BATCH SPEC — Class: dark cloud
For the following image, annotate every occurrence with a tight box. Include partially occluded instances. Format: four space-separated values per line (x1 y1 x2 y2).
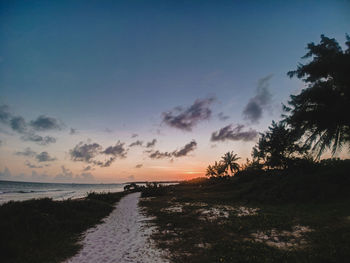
83 165 94 171
146 139 157 148
25 161 49 169
172 140 197 157
30 115 62 131
129 140 143 147
162 97 215 131
70 128 78 135
243 75 273 123
217 112 230 121
70 141 127 168
149 150 173 159
21 134 57 145
0 104 11 123
211 124 258 142
36 151 56 162
93 157 116 168
149 140 197 159
0 105 60 145
104 128 113 133
102 141 127 158
135 164 143 168
70 142 102 163
10 116 27 133
15 147 36 157
131 133 138 138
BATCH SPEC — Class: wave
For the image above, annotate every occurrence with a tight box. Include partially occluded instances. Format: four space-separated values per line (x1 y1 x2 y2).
0 189 64 194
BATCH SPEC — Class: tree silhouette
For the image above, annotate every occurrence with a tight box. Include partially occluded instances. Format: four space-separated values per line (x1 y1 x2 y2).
221 151 240 175
284 34 350 157
205 161 227 178
252 121 309 169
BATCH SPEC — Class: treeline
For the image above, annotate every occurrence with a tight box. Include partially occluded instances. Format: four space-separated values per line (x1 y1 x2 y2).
206 34 350 178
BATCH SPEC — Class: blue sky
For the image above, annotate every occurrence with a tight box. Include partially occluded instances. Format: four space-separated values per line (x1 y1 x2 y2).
0 0 349 183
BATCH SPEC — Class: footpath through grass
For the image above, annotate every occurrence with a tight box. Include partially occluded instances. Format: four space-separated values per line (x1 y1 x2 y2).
140 170 350 263
0 191 128 263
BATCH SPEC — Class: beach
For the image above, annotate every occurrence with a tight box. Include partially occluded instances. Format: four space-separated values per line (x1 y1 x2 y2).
65 192 168 263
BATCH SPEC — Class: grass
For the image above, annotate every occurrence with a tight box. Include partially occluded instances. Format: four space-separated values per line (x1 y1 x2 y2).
140 166 350 263
0 191 128 263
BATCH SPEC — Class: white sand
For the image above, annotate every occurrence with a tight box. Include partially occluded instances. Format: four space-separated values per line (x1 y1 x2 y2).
64 192 168 263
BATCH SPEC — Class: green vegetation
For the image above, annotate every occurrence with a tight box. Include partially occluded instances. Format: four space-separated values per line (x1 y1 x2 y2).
0 191 127 263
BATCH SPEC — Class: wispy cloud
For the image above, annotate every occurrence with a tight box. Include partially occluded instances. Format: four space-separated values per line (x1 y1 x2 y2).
145 139 157 148
217 112 230 121
148 140 197 159
211 124 258 142
36 151 56 162
162 97 215 131
129 140 143 147
243 75 273 123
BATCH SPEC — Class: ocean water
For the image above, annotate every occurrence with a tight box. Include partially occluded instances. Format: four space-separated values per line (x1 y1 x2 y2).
0 180 126 204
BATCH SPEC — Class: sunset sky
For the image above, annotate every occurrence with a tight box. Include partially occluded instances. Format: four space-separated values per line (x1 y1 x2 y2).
1 0 349 183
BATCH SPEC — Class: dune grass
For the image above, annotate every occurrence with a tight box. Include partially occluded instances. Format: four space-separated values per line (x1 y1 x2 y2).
140 166 350 263
0 191 128 263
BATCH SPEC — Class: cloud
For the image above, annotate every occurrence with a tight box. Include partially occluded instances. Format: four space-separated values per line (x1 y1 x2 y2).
146 139 157 148
15 147 36 157
0 105 59 145
172 140 197 157
70 142 102 163
149 150 173 159
217 112 230 121
10 116 27 133
25 161 50 169
83 165 94 171
243 75 273 123
30 115 63 131
135 164 143 168
21 134 57 145
129 140 143 147
102 141 127 158
70 141 128 168
0 104 11 123
162 97 215 131
36 151 56 162
149 140 197 159
211 124 258 142
70 128 78 135
131 133 138 138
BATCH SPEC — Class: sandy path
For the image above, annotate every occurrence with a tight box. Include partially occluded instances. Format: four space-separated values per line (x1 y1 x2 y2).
65 192 168 263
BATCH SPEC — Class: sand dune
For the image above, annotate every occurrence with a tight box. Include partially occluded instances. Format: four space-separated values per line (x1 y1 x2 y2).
65 192 168 263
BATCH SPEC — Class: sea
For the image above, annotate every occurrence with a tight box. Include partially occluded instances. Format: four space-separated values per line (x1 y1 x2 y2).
0 180 127 204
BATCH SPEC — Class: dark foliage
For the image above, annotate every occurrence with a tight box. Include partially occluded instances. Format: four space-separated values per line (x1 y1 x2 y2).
0 192 126 263
251 121 310 169
285 34 350 157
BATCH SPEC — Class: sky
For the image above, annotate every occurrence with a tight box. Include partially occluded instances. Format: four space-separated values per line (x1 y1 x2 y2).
0 0 349 183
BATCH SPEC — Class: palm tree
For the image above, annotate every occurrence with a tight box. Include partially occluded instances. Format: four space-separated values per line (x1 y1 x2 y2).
205 161 227 178
205 165 216 178
221 151 240 176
